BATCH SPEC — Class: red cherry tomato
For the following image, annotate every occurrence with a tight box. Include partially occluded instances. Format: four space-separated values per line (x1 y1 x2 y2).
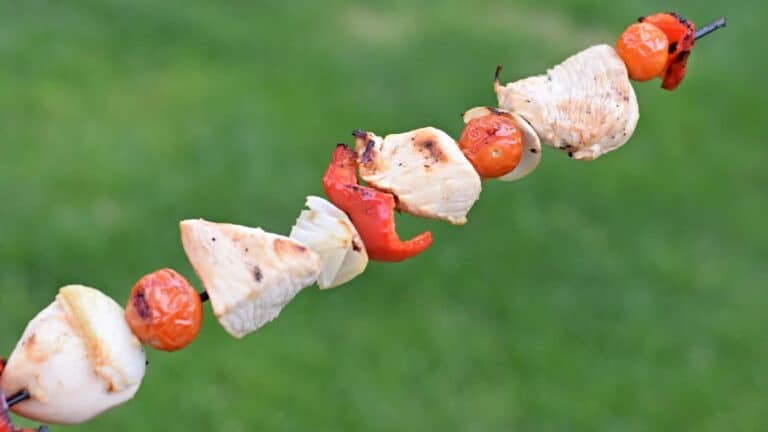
459 112 523 179
616 22 669 81
125 269 203 352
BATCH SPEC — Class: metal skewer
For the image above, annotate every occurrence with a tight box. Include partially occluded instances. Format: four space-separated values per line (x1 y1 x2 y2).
6 389 30 407
3 390 48 431
695 16 726 40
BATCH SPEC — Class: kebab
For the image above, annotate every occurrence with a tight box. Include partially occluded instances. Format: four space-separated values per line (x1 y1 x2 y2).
1 12 725 429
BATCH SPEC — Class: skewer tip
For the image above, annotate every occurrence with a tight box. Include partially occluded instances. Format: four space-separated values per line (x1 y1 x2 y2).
695 16 726 41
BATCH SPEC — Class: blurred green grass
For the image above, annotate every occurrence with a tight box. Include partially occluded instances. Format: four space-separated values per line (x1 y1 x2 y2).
1 0 766 430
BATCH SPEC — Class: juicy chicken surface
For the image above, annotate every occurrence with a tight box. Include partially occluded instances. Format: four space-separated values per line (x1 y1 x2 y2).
354 127 482 225
495 44 640 160
180 219 320 338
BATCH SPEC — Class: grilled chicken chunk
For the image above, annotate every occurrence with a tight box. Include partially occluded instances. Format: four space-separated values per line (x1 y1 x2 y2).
180 219 321 338
495 44 640 160
1 285 146 425
354 127 482 225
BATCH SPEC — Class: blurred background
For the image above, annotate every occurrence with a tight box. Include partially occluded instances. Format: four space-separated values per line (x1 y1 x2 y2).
1 0 766 430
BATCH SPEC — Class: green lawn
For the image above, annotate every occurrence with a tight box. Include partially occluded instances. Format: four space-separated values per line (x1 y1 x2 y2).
1 1 766 430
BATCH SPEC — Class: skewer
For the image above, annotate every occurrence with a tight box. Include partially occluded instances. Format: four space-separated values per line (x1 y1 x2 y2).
0 12 726 430
4 391 49 431
695 16 726 40
6 389 30 407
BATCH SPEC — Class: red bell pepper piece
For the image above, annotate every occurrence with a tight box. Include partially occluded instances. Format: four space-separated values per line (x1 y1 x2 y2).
661 51 691 91
322 144 433 262
641 12 696 90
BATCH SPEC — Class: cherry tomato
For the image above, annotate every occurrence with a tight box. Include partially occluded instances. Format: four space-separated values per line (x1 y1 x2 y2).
616 22 669 81
459 112 523 179
125 269 203 352
640 12 696 90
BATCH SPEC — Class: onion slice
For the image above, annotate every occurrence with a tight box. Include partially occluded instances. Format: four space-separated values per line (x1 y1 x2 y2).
290 196 368 289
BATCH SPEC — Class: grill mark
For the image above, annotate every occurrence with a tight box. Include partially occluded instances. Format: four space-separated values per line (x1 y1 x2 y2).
133 292 151 320
347 184 375 199
360 139 376 164
253 265 263 282
416 139 443 163
668 41 678 54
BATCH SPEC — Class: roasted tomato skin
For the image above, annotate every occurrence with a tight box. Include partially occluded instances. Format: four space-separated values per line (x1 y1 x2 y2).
640 12 696 90
616 22 670 81
125 269 203 352
459 112 523 179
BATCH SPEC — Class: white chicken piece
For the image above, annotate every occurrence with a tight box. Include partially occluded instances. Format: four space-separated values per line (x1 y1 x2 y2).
462 106 542 181
495 44 640 160
180 219 321 338
289 196 368 289
1 285 146 425
353 127 481 225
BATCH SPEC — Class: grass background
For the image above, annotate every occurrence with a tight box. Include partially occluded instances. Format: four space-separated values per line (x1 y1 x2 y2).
1 0 766 430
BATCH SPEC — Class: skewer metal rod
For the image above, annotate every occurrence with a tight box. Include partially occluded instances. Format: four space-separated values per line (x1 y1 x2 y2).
695 16 726 40
4 390 47 431
6 389 30 407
